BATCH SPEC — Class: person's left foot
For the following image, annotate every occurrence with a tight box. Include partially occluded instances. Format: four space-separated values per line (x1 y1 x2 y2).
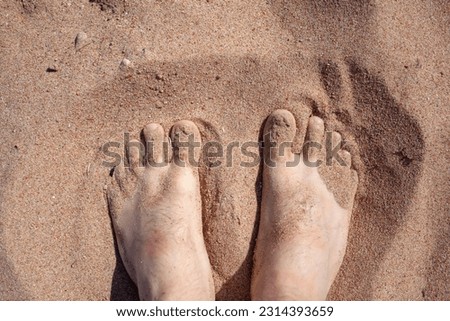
107 120 214 300
251 110 358 300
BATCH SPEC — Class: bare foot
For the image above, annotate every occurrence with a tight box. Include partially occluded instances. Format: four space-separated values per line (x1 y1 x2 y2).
107 121 214 300
251 109 358 300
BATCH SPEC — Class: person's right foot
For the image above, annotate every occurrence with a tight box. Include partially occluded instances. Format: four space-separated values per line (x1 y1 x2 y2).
251 109 358 300
107 120 214 300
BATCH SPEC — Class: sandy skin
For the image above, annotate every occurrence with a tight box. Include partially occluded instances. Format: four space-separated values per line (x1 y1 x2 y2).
252 110 358 300
108 110 358 300
107 121 214 300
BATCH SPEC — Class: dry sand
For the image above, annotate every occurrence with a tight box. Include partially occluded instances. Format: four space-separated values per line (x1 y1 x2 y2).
0 0 448 300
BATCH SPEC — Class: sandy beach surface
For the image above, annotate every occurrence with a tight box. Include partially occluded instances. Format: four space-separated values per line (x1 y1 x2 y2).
0 0 448 300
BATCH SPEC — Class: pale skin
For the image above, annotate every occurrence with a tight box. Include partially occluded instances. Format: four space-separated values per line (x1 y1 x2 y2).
107 109 358 300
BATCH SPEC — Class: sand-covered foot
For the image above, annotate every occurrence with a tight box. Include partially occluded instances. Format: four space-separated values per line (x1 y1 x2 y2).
251 109 358 300
107 121 214 300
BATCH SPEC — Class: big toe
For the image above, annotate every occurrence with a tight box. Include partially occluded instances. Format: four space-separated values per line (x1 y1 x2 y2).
170 120 202 168
263 109 297 166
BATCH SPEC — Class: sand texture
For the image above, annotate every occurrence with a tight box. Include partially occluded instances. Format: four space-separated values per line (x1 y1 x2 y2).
0 0 448 300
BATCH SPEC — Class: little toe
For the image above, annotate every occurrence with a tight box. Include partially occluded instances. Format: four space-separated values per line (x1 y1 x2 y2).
170 120 202 168
263 109 297 166
340 150 352 168
113 163 126 188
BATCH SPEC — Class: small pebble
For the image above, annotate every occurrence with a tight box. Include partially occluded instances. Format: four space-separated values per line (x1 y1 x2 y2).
46 66 58 72
155 101 163 109
75 32 88 50
120 58 131 69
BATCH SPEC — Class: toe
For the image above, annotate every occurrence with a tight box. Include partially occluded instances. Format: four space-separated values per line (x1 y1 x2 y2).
143 123 167 166
113 163 126 189
326 131 345 166
263 109 297 166
307 116 325 143
170 120 202 167
304 116 325 165
341 150 352 168
126 139 144 171
331 131 342 148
